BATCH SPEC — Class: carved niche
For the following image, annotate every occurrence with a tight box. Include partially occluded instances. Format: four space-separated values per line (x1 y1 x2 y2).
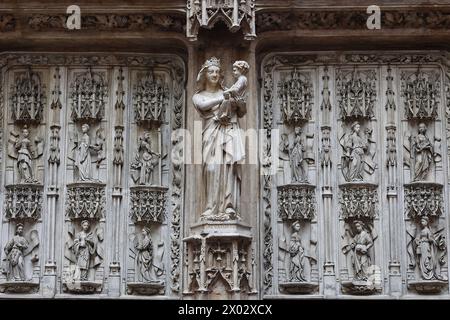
278 69 313 125
63 219 105 293
187 0 256 41
404 183 448 294
336 68 377 121
0 223 40 293
277 185 315 221
70 68 108 122
127 225 166 295
339 121 377 182
10 68 46 125
133 70 169 127
401 68 440 120
339 184 381 295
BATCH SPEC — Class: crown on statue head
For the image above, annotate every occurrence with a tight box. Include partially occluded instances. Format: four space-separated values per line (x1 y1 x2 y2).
202 57 221 69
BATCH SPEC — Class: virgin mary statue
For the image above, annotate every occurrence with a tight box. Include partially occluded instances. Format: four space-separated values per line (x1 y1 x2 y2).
193 57 246 221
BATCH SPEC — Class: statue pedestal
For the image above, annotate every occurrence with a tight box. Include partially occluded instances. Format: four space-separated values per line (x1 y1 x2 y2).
62 280 103 294
0 281 39 294
341 280 381 295
183 220 256 299
127 282 165 295
408 280 448 294
279 282 319 294
189 220 252 239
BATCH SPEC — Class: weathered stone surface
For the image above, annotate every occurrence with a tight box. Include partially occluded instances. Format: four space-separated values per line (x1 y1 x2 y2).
0 0 449 300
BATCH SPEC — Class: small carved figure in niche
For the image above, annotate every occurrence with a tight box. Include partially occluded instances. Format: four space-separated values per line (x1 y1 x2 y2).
113 127 124 166
386 126 397 167
8 126 44 183
288 221 306 282
131 132 161 185
130 227 165 283
407 217 447 281
69 124 106 182
217 60 249 122
412 123 435 181
342 220 374 281
280 127 314 183
3 224 39 281
48 126 61 165
340 121 376 182
65 220 103 281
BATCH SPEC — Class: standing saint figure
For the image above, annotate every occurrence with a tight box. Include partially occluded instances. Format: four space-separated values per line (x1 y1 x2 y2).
288 221 306 282
131 132 160 185
134 226 154 282
341 121 375 182
412 123 434 181
192 57 246 220
74 123 93 181
4 224 28 281
70 220 96 281
343 220 374 281
290 127 310 183
414 216 439 280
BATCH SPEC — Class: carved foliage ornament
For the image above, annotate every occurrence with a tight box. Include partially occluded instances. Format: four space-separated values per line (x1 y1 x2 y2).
5 185 43 221
133 71 169 126
130 187 168 224
337 68 377 120
278 185 316 221
339 185 378 220
70 68 107 122
187 0 256 41
66 184 106 220
10 69 46 124
404 184 443 220
401 68 440 120
278 69 313 125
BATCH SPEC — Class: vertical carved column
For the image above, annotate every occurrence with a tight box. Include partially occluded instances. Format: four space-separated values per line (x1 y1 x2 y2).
384 66 401 295
320 66 336 295
43 66 63 297
109 66 126 296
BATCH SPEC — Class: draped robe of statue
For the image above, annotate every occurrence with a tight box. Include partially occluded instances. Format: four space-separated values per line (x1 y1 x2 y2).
413 132 433 181
193 60 246 220
75 132 92 181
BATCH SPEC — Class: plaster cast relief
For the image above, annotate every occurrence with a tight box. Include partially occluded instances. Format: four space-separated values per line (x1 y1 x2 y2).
2 224 39 282
68 124 106 182
192 57 247 221
278 69 313 125
283 221 306 282
70 68 107 122
404 123 441 182
129 187 167 224
340 121 376 182
131 132 161 186
10 69 46 124
8 126 44 184
277 185 315 221
66 184 105 220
